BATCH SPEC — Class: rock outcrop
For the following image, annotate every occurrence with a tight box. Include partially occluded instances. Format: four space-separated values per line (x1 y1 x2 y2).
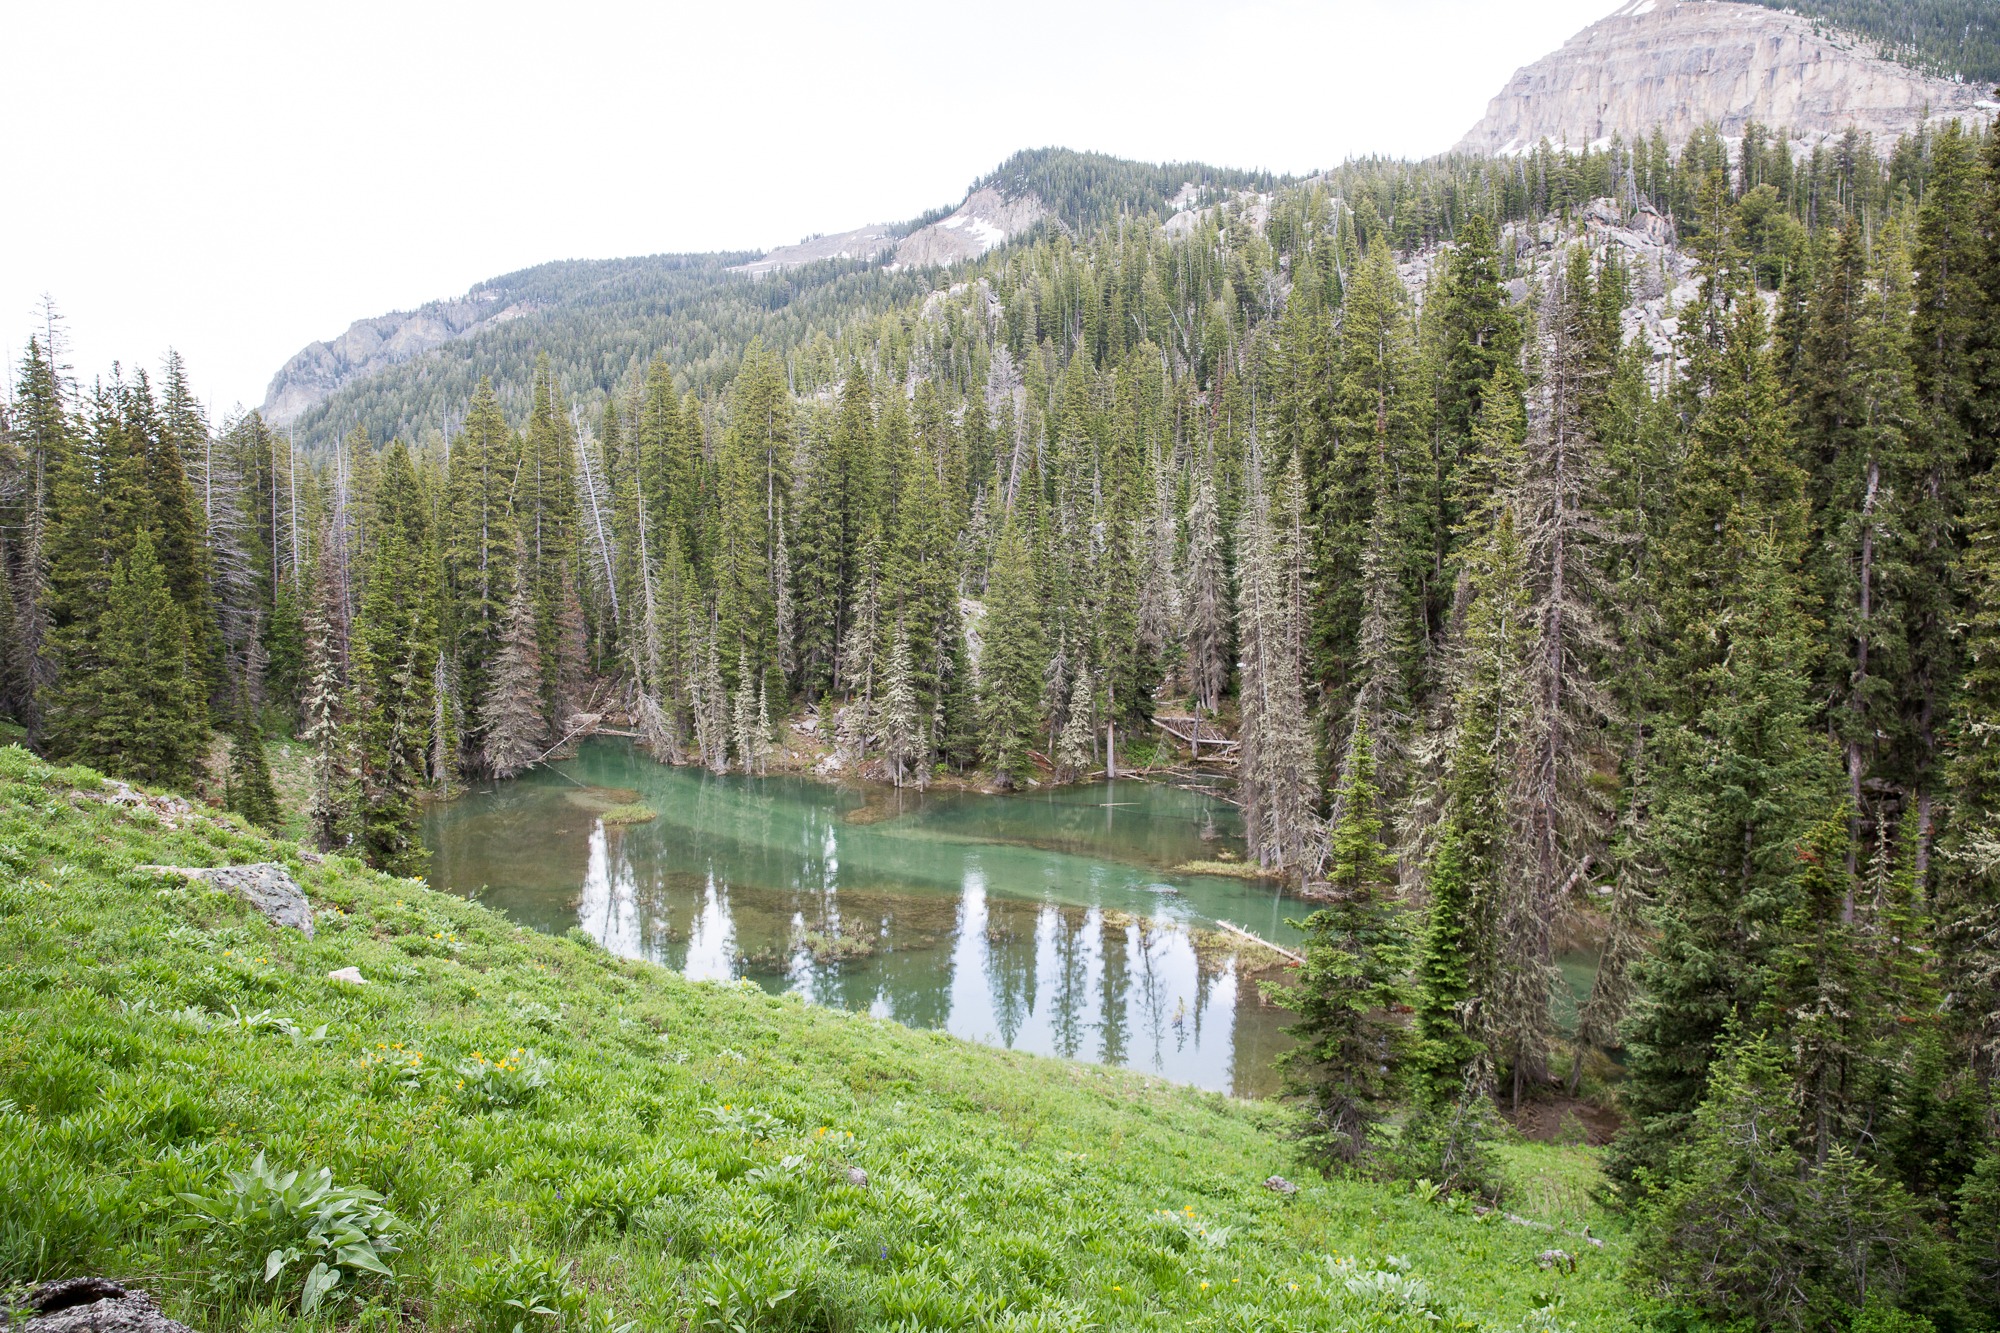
259 288 535 426
726 223 899 277
1455 0 1995 156
891 187 1045 268
730 186 1047 279
137 863 316 938
1395 195 1695 373
14 1279 196 1333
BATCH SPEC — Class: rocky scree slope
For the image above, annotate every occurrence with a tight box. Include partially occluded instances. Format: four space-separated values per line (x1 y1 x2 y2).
1455 0 1995 156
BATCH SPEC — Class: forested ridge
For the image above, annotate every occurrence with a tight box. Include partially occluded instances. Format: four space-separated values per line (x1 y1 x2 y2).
278 150 1287 454
5 120 2000 1328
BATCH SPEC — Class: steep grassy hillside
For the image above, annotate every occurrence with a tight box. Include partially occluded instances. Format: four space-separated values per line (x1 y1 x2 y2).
0 747 1634 1331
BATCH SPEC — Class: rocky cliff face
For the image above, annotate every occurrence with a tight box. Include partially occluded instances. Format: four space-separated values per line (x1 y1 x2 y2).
730 186 1048 279
1455 0 1994 156
890 187 1046 268
260 288 536 427
725 223 899 277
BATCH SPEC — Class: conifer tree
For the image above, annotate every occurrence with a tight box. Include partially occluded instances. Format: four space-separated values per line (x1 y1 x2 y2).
699 616 728 772
731 648 757 773
1612 539 1842 1196
879 627 922 786
8 337 67 735
1136 443 1183 684
1424 500 1531 1103
445 377 516 768
1274 717 1407 1168
225 673 281 832
1800 214 1927 856
1182 470 1229 713
1941 455 2000 1083
715 342 786 691
84 531 208 787
349 443 436 877
301 540 352 851
979 511 1046 786
1492 247 1619 1101
483 560 546 780
835 548 882 758
1236 456 1319 874
1054 669 1094 783
1316 238 1429 713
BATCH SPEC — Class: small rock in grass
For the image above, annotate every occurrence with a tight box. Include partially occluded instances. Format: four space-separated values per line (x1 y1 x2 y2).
1264 1175 1299 1195
1536 1248 1576 1273
137 863 314 939
20 1278 195 1332
327 966 368 984
846 1166 869 1188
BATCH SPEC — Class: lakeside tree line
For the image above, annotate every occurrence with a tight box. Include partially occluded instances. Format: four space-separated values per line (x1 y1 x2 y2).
5 123 2000 1327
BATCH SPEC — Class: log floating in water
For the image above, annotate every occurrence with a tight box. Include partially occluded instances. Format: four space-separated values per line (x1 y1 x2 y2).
1214 919 1305 965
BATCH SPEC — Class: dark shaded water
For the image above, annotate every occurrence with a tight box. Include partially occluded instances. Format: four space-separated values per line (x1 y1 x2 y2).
423 739 1302 1096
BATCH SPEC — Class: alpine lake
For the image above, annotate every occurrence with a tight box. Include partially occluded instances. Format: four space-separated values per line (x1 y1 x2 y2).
424 739 1304 1096
425 738 1600 1098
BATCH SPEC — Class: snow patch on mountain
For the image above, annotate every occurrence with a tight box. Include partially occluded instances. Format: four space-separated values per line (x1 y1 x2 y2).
725 224 898 277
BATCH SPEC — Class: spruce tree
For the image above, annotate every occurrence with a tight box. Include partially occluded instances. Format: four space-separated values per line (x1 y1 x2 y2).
226 674 281 832
1182 469 1229 713
444 377 516 768
85 531 208 787
9 337 67 736
1235 459 1319 874
1612 539 1843 1197
878 626 922 786
483 562 546 780
301 541 352 852
1941 455 2000 1085
1054 669 1094 783
979 511 1046 787
1273 717 1408 1169
349 443 436 877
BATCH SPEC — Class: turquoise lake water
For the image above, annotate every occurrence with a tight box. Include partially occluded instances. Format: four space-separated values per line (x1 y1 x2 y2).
423 739 1300 1096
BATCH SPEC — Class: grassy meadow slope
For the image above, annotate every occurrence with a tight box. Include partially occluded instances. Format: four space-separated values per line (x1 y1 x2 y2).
0 747 1632 1331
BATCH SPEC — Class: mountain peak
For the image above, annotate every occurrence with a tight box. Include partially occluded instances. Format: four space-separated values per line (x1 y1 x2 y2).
1455 0 1995 156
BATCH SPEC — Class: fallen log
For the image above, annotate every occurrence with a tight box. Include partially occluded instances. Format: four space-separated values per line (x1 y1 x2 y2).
1214 919 1305 965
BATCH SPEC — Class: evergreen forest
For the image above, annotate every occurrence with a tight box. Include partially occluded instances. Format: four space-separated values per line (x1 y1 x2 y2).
5 123 2000 1329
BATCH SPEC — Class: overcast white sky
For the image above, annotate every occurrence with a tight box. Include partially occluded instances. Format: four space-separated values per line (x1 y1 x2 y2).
2 0 1616 415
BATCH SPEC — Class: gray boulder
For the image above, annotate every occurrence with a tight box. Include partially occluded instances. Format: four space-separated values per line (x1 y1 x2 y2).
13 1279 196 1333
139 863 315 939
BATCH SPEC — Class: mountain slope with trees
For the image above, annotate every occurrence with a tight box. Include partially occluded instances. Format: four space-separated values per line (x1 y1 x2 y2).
266 150 1284 452
7 119 2000 1328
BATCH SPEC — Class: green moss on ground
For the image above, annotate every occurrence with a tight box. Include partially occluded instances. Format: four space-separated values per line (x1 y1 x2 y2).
599 802 660 826
0 746 1636 1331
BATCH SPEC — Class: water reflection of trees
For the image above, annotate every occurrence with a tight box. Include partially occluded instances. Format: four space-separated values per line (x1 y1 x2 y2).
428 748 1296 1096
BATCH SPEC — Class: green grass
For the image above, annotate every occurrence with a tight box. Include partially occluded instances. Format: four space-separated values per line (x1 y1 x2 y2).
0 745 1640 1331
598 803 659 826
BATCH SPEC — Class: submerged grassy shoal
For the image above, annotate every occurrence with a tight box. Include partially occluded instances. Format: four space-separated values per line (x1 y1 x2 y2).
0 746 1636 1331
